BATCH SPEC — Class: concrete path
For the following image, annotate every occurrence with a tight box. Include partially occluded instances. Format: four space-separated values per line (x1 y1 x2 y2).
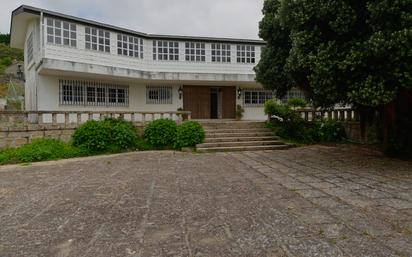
0 145 411 256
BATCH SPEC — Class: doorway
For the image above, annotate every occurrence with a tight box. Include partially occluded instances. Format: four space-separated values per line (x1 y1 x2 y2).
183 86 236 119
210 88 221 119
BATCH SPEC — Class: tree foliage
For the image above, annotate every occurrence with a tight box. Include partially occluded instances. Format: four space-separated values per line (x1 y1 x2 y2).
0 34 10 45
255 0 412 108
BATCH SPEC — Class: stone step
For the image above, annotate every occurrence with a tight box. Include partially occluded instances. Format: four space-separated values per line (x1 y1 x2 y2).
204 136 280 143
204 128 272 134
197 140 284 148
205 132 275 138
200 122 267 130
196 144 291 153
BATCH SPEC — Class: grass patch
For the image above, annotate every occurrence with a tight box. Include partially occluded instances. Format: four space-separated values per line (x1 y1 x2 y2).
0 139 89 165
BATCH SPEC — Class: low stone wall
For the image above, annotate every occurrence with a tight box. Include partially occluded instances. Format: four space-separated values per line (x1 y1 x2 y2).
0 124 145 148
0 110 192 148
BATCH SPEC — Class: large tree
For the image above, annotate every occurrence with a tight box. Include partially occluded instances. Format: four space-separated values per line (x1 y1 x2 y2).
255 0 412 108
0 34 10 45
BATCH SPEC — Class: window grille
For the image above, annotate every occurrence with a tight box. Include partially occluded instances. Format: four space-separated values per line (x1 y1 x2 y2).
243 88 273 107
211 43 231 63
59 80 128 107
146 86 173 104
236 45 256 63
152 41 179 61
117 34 144 59
185 42 206 62
281 89 306 103
46 18 77 47
85 27 110 53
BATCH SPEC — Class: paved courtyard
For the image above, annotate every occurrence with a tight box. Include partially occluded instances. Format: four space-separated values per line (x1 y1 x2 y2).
0 145 411 257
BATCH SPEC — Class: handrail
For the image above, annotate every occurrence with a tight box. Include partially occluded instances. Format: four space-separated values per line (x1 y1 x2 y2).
294 108 359 122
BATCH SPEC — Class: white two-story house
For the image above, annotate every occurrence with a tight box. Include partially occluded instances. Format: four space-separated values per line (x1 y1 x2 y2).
9 5 289 120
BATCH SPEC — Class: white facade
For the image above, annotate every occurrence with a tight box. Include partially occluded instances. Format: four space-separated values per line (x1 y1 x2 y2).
11 5 271 120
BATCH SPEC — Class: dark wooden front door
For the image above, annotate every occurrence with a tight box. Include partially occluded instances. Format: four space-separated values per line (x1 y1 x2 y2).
221 87 236 119
183 86 210 119
183 86 236 119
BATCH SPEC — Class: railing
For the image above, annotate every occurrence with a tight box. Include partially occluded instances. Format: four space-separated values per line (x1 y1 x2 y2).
295 108 359 122
0 110 192 128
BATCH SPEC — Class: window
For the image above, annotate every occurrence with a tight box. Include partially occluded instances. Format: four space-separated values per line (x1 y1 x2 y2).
85 27 110 53
185 42 206 62
59 80 128 106
117 34 144 59
46 18 77 47
27 32 33 64
152 41 179 61
146 86 172 104
281 88 306 103
243 89 273 107
211 43 231 63
236 45 255 63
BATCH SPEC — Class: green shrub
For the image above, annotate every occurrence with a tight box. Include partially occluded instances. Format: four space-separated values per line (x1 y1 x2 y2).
264 100 296 120
266 101 345 144
236 105 245 120
73 118 138 152
287 98 307 109
0 56 12 66
0 148 17 164
72 120 111 152
14 139 85 163
135 138 153 151
144 119 177 147
104 118 139 151
174 121 205 149
313 120 346 142
0 139 88 165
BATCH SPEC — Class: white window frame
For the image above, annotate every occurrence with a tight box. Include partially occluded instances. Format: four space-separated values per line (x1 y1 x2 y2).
211 43 231 63
243 89 273 107
185 42 206 62
59 80 129 107
281 88 306 103
117 34 144 59
153 41 179 61
236 45 256 64
146 86 173 104
85 27 110 53
26 32 34 64
46 18 77 47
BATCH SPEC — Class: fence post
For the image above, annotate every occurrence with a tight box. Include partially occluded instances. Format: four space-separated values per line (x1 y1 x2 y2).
304 111 309 121
38 113 43 124
327 111 332 120
52 113 57 125
77 113 82 124
64 113 70 125
347 110 353 121
339 110 345 121
333 110 339 121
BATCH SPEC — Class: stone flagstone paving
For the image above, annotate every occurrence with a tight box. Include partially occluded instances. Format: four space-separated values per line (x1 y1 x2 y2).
0 145 411 256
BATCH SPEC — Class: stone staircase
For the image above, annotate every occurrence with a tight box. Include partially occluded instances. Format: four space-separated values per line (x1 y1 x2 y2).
196 120 291 152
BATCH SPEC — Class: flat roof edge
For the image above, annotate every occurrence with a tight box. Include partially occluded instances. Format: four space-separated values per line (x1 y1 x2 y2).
11 5 266 45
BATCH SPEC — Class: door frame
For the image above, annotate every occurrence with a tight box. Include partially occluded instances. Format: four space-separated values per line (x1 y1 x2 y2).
183 85 236 119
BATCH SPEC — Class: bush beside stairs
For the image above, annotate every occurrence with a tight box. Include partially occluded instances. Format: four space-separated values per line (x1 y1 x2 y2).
196 121 291 152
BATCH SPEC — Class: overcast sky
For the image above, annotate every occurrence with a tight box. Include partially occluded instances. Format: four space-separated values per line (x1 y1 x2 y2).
2 0 264 39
